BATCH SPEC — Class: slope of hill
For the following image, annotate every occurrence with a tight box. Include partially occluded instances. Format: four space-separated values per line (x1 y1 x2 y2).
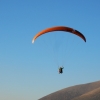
39 80 100 100
72 87 100 100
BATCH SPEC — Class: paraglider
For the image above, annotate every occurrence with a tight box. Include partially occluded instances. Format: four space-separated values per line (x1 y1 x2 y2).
59 66 64 74
32 26 86 74
32 26 86 43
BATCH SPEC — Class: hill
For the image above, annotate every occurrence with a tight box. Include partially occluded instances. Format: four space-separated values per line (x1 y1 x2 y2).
72 87 100 100
39 80 100 100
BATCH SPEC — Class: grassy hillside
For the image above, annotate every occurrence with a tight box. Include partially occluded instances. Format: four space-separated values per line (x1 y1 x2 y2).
72 87 100 100
39 81 100 100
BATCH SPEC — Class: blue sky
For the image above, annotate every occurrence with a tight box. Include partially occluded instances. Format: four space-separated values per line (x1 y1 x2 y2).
0 0 100 100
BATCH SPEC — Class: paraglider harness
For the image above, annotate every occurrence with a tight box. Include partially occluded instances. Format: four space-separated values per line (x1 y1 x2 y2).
59 67 64 74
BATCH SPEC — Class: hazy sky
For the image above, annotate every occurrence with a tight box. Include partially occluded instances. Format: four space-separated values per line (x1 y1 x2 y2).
0 0 100 100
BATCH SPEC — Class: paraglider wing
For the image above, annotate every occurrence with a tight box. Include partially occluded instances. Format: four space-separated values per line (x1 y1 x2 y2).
32 26 86 43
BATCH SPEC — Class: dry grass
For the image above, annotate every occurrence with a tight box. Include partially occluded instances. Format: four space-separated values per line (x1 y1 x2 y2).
72 87 100 100
39 81 100 100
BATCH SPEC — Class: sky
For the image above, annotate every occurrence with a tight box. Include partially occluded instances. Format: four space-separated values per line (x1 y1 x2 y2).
0 0 100 100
